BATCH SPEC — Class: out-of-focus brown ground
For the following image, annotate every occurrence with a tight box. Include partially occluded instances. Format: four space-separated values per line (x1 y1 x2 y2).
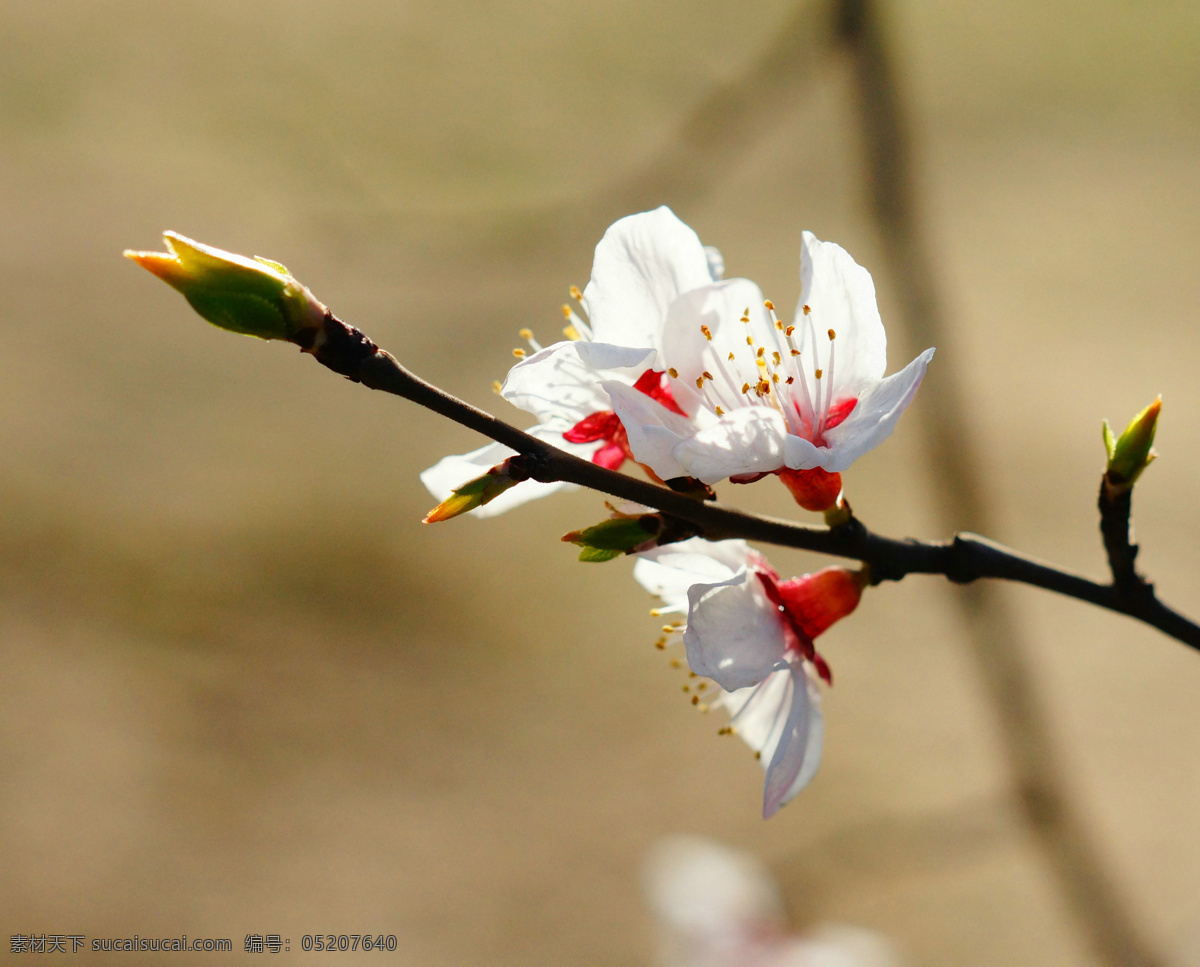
2 2 1200 964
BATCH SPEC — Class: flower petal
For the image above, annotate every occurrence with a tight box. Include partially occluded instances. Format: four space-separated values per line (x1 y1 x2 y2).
718 662 824 817
821 347 934 471
419 420 596 518
659 278 776 416
582 207 713 350
796 232 887 393
683 568 787 691
602 379 699 482
633 538 754 610
672 407 790 483
502 342 653 424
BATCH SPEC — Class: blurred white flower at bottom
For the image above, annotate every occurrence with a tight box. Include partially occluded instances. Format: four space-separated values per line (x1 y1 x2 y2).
644 836 900 967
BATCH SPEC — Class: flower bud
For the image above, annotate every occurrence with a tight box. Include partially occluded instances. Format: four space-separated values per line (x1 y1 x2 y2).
1103 396 1161 491
423 456 530 523
773 566 865 639
562 515 662 562
124 232 328 341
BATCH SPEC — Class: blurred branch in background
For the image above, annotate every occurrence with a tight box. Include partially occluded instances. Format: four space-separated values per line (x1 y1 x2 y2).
835 0 1166 964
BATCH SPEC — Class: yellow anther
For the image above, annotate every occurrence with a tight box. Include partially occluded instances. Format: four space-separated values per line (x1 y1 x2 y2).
519 328 534 340
512 348 526 358
776 320 785 330
803 304 811 315
702 371 714 381
688 671 697 678
772 373 780 383
670 658 682 668
828 328 836 340
698 704 709 713
740 316 750 324
815 368 823 379
682 684 691 693
569 285 583 301
758 379 771 395
563 324 580 340
561 304 572 318
728 351 736 361
741 382 751 394
791 349 801 356
668 367 679 378
714 405 724 416
772 351 781 365
764 300 775 311
696 682 707 692
786 325 796 336
756 346 766 358
756 357 768 371
654 639 667 650
718 726 733 735
492 380 503 394
662 624 679 634
746 336 754 346
695 376 705 389
700 325 713 340
743 306 750 316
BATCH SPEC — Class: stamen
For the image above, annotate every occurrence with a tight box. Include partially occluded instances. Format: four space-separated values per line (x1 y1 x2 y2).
562 324 580 340
561 305 572 318
772 351 781 366
700 325 713 341
803 304 811 315
756 347 765 359
715 406 724 416
828 328 837 340
492 380 502 394
815 369 823 379
746 336 754 346
695 376 705 389
569 285 583 301
512 348 526 358
670 658 682 669
654 639 667 650
691 695 700 705
519 328 542 352
702 371 715 381
741 382 751 394
728 352 735 361
668 368 678 378
764 300 775 311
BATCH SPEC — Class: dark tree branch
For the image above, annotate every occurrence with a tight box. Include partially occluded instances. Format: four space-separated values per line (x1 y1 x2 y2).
295 311 1200 654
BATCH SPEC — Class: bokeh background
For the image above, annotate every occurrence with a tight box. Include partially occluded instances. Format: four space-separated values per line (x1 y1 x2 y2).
3 0 1200 963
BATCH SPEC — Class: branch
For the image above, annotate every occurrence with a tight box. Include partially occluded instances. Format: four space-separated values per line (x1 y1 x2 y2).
296 312 1200 652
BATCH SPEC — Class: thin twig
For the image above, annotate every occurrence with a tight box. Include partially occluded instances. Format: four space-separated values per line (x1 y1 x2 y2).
294 312 1200 657
835 0 1169 963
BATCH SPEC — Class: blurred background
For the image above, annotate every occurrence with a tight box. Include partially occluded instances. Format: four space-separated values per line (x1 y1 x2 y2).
3 0 1200 963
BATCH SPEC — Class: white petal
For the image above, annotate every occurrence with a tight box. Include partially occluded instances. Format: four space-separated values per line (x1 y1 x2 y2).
660 278 776 416
822 347 934 471
718 663 824 817
796 232 887 392
418 420 596 518
683 569 787 691
782 433 837 472
602 379 696 481
672 407 790 483
502 341 651 424
633 538 753 608
582 207 713 349
703 245 726 282
642 835 784 942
